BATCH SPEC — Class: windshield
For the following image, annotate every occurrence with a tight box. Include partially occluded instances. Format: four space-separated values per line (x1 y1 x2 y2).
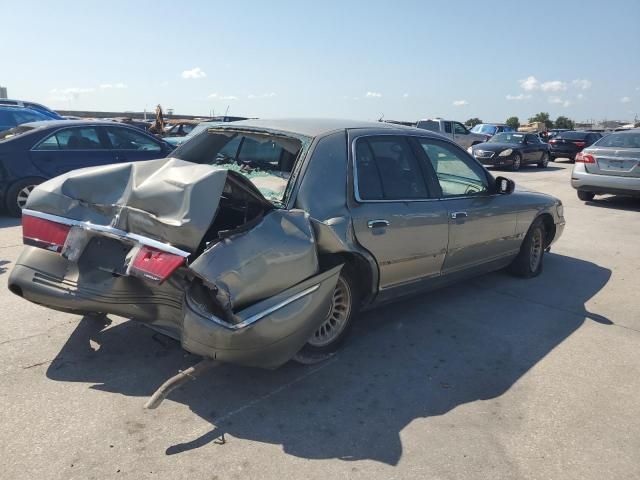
0 125 35 141
488 132 524 144
172 129 309 205
556 131 588 140
594 132 640 148
471 124 497 135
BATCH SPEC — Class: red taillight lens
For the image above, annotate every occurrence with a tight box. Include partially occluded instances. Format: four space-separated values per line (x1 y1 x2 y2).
549 139 557 144
573 141 586 148
129 245 184 284
22 215 71 253
575 152 595 163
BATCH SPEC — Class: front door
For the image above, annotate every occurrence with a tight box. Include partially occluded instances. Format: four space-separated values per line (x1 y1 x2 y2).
104 126 165 163
348 134 449 292
415 137 520 274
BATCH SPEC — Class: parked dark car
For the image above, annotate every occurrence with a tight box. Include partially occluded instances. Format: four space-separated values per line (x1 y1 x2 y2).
8 119 564 371
470 132 550 170
0 99 63 120
548 131 602 161
0 105 58 132
470 123 515 138
0 120 174 216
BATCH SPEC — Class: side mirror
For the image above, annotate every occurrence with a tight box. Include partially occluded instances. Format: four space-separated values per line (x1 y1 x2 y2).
495 176 515 194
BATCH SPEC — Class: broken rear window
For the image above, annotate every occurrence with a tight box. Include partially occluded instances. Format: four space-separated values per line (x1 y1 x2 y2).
172 129 309 205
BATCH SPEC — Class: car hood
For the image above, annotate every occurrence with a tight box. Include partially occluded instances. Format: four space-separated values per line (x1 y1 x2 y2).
25 158 274 252
473 142 520 152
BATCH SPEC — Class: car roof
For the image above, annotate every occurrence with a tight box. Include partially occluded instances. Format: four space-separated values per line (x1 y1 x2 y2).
20 119 137 129
207 118 422 138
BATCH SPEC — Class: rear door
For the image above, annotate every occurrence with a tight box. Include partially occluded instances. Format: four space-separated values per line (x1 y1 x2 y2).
583 132 640 178
30 126 114 177
348 134 449 293
104 126 165 163
416 137 521 274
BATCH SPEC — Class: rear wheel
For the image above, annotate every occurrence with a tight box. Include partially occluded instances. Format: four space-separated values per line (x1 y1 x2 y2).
577 190 595 201
508 218 546 278
298 268 358 357
5 178 43 217
510 153 522 171
537 153 549 168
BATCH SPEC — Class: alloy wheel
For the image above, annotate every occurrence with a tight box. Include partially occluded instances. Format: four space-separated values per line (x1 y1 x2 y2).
16 185 36 210
529 228 543 272
307 276 352 348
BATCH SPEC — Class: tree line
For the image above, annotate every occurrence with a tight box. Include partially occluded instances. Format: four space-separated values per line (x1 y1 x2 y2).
464 113 575 130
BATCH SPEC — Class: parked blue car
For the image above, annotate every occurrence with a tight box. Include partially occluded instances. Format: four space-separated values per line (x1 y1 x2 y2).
0 120 174 216
0 99 64 120
0 106 58 132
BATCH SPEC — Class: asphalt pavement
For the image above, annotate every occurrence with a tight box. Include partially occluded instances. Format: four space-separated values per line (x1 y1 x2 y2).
1 160 639 479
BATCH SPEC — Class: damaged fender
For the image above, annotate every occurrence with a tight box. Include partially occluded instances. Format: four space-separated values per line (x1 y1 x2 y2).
183 265 342 368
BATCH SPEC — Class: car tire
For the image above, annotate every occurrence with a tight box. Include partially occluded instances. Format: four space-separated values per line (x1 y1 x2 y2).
537 153 549 168
508 218 545 278
549 155 555 162
577 190 595 201
5 178 44 217
297 266 359 358
510 153 522 171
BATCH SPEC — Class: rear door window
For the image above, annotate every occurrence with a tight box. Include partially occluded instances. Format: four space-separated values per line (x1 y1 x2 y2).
35 127 107 150
443 121 453 134
355 136 430 200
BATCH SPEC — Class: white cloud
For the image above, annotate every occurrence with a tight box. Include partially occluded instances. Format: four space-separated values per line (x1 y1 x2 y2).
519 75 539 91
541 80 567 92
181 67 207 79
49 87 95 101
452 99 468 106
99 82 127 89
208 93 238 100
548 96 571 107
620 96 632 103
572 79 592 90
247 92 276 99
402 93 409 98
506 93 531 101
576 93 584 100
365 91 382 98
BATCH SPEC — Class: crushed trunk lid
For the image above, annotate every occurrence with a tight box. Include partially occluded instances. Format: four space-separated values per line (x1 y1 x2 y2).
25 158 274 253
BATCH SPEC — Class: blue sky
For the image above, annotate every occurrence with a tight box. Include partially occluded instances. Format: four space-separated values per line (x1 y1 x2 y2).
2 0 639 122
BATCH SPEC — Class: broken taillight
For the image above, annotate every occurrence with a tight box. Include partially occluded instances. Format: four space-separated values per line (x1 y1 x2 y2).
22 215 71 253
128 245 185 284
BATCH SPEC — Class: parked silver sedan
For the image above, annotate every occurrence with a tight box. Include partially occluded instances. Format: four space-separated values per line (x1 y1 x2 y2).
8 119 565 368
572 129 640 201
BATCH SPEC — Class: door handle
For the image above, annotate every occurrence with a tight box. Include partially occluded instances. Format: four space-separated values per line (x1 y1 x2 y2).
367 219 390 229
450 211 468 219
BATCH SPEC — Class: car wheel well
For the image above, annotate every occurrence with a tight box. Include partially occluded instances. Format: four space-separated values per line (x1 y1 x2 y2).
536 213 556 248
318 252 373 307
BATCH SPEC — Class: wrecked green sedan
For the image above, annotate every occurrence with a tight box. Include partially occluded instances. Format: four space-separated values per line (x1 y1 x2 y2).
9 119 565 370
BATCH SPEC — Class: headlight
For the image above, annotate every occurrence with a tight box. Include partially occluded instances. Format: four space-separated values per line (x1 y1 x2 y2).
556 202 564 218
467 147 472 154
498 149 513 157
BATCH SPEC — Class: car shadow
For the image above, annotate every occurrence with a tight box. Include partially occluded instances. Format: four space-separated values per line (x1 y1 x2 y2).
45 253 611 465
0 215 20 228
0 260 11 275
584 195 640 212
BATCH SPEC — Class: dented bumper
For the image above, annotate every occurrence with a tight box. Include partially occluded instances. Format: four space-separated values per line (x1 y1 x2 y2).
9 245 340 368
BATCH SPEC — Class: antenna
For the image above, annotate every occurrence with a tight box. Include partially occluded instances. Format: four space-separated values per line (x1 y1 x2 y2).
378 113 384 122
225 105 230 116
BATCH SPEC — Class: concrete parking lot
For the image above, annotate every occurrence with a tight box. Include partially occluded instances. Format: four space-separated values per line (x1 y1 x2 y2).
1 160 639 479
